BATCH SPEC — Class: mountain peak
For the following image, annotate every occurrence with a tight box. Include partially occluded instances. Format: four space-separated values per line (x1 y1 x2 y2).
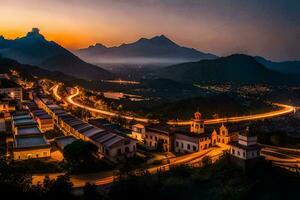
25 28 45 39
151 34 171 41
148 34 177 46
90 43 107 48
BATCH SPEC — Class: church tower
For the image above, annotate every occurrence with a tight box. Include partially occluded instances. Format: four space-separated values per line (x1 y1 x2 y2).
190 112 205 134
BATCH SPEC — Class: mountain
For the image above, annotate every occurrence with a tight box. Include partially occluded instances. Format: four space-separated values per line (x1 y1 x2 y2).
76 35 217 64
0 28 113 80
157 54 296 84
255 56 300 75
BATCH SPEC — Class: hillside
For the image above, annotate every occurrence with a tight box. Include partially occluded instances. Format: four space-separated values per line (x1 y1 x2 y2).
157 54 295 84
255 56 300 75
76 35 217 64
0 28 113 80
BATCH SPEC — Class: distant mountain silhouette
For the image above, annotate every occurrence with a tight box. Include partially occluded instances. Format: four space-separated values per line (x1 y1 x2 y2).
157 54 297 84
76 35 217 64
255 56 300 75
0 28 113 80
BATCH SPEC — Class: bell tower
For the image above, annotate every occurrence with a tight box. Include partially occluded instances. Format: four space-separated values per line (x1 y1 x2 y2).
190 112 204 134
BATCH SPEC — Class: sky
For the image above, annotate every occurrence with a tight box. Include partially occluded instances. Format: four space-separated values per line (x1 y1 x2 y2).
0 0 299 61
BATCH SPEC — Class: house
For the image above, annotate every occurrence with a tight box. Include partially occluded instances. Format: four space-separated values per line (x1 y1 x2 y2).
13 135 51 160
229 127 262 169
0 78 23 101
59 114 137 162
131 123 146 141
214 124 239 146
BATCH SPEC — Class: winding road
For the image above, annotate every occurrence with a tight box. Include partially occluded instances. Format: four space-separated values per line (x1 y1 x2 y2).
52 84 295 126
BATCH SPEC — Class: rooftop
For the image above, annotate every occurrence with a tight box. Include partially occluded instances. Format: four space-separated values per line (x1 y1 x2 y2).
14 135 50 149
16 126 41 136
55 136 77 150
229 141 261 150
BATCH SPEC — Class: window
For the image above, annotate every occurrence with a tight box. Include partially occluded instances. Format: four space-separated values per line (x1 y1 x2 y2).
181 143 183 148
150 136 153 140
232 149 235 155
155 136 158 141
193 146 197 151
187 144 190 150
117 149 122 155
176 142 179 147
150 141 152 146
237 151 240 156
125 147 130 153
146 135 148 139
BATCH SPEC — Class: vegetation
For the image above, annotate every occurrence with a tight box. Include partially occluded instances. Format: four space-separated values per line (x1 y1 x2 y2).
10 159 63 173
63 140 111 174
107 154 300 200
1 154 300 199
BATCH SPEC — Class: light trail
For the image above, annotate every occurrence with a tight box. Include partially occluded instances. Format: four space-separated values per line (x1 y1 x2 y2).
52 84 62 101
56 84 295 125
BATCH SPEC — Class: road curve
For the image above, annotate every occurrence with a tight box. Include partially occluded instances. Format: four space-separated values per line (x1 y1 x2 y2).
54 85 295 126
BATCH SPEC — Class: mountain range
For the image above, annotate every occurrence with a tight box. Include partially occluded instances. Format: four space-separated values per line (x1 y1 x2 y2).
0 28 113 80
0 28 299 85
255 56 300 75
157 54 298 84
76 35 217 64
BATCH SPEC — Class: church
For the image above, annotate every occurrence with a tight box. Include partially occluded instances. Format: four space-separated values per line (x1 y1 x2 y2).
132 112 238 154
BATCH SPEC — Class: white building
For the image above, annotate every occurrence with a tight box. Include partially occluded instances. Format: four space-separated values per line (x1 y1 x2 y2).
229 127 262 169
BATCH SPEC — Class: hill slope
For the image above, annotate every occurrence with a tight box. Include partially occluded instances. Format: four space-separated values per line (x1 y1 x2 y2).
76 35 217 64
0 28 113 80
157 54 295 84
255 56 300 75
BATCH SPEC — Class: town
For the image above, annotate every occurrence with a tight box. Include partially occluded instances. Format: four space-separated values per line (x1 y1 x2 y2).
1 1 300 198
1 69 299 188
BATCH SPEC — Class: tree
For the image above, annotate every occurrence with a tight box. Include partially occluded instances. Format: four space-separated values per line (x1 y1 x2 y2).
201 156 212 167
83 182 104 200
63 140 99 173
42 174 73 199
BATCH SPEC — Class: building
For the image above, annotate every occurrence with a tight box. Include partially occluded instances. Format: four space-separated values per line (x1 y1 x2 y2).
214 124 239 146
89 118 131 136
26 102 54 132
174 131 214 153
133 112 238 154
0 78 22 101
55 135 77 151
33 94 138 163
11 112 51 160
229 127 262 169
0 101 16 113
145 125 173 152
11 113 37 134
13 135 51 160
173 112 217 153
58 113 137 162
131 124 146 141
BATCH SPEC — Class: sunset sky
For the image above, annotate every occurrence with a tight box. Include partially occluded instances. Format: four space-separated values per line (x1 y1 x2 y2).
0 0 299 61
